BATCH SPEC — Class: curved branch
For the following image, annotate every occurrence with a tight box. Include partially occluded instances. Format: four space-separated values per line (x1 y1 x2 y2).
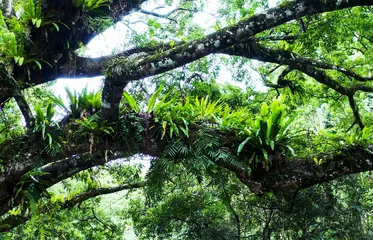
13 89 35 129
62 181 146 208
348 95 364 129
139 7 199 22
0 150 132 217
222 42 371 127
0 181 145 232
100 0 373 121
0 68 34 128
222 43 373 94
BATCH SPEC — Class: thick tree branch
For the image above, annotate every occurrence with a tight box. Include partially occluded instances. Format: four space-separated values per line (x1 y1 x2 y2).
0 0 371 109
101 0 373 121
1 110 373 225
107 0 372 81
101 78 129 121
0 0 146 107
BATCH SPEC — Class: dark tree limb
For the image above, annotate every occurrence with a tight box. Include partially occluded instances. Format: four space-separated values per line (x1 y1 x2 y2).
0 68 34 128
13 90 35 130
0 150 133 218
101 78 129 121
348 95 365 129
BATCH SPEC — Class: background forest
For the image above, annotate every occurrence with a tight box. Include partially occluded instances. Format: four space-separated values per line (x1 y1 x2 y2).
1 0 373 239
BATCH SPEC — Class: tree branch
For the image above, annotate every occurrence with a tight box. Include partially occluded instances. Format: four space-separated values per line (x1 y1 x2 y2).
139 7 199 22
1 110 373 224
0 181 145 232
0 68 34 128
222 43 373 94
0 149 133 217
13 89 35 129
0 0 371 109
62 181 146 208
100 0 373 121
139 8 178 22
348 95 364 129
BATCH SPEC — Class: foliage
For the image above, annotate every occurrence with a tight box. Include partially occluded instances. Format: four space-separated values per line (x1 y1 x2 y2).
128 190 237 240
0 26 25 66
72 0 110 11
52 86 101 118
0 1 59 67
237 98 297 169
33 103 62 156
345 126 373 147
123 87 255 139
19 0 43 28
14 168 50 214
75 114 114 136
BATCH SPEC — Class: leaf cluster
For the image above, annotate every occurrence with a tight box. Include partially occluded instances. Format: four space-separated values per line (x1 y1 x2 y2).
72 0 109 11
52 86 101 119
33 103 62 156
237 98 297 169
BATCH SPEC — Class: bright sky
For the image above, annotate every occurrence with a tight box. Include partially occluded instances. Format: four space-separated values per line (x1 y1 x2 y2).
52 0 278 99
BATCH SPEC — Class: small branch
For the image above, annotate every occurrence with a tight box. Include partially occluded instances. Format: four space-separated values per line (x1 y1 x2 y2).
256 35 299 42
227 198 241 239
139 7 199 22
346 121 357 133
223 43 373 95
0 181 146 232
91 208 117 231
185 72 204 83
277 67 293 86
62 181 146 208
139 9 177 22
348 95 364 129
